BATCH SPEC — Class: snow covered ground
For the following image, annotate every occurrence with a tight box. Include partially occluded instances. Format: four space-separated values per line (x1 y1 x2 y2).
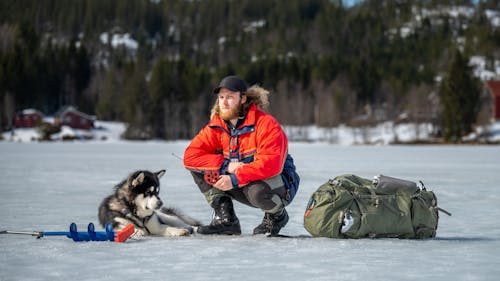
1 142 499 280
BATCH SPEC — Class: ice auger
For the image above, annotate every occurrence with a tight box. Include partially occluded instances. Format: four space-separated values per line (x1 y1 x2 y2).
1 222 135 242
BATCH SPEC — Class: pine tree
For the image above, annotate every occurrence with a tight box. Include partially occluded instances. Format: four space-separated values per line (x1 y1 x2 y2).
439 49 481 142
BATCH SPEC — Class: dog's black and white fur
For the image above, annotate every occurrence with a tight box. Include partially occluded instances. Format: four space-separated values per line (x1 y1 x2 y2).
98 169 200 237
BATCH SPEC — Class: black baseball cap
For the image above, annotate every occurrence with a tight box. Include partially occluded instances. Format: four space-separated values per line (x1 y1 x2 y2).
213 75 248 94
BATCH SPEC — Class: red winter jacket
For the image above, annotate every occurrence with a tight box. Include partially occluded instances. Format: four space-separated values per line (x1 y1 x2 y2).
184 104 288 187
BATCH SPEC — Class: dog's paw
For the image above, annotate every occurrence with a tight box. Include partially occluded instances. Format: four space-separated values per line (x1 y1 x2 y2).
167 227 190 237
132 229 147 238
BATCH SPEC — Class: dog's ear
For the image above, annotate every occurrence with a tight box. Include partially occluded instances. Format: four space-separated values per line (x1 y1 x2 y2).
155 169 166 179
132 172 145 187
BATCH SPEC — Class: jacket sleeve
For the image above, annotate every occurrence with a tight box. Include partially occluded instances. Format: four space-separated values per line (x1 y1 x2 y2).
234 116 287 186
183 126 225 172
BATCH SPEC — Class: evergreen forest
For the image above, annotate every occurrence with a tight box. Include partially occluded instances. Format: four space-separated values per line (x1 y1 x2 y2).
1 0 499 140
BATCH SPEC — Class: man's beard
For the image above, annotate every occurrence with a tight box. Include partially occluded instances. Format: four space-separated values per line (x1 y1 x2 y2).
219 105 242 121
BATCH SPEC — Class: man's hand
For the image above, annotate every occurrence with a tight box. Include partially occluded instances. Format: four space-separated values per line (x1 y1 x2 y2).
227 162 244 174
213 175 234 191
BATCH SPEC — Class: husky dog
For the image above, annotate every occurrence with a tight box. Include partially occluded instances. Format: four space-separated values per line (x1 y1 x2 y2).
98 169 200 237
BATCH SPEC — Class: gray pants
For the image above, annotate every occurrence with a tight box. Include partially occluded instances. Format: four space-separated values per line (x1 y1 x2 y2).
191 172 287 214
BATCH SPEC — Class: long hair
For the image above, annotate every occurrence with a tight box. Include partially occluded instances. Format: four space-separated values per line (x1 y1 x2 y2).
210 85 270 119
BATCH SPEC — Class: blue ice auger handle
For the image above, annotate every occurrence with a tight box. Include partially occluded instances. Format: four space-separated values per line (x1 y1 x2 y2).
43 223 98 241
70 223 115 242
89 223 114 241
88 223 97 241
70 223 89 241
105 223 115 241
37 222 134 242
65 223 104 241
69 222 79 241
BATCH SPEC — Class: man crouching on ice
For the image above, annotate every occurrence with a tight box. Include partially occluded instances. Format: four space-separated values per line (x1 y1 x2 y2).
183 75 299 236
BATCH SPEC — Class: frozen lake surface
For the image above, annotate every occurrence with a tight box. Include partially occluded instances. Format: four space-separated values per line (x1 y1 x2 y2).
1 142 499 281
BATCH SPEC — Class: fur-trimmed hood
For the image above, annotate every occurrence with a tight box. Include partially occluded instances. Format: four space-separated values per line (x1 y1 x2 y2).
210 85 270 119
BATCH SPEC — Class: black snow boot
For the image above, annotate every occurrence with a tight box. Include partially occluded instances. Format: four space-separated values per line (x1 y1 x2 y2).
253 208 289 236
197 196 241 235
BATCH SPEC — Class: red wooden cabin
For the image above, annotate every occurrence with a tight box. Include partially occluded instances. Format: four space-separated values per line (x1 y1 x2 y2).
54 106 95 130
14 109 44 128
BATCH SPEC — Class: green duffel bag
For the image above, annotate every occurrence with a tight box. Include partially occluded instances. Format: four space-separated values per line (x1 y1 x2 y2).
303 174 450 239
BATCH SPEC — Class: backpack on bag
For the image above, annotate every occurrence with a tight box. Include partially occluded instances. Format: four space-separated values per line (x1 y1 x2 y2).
303 174 450 239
